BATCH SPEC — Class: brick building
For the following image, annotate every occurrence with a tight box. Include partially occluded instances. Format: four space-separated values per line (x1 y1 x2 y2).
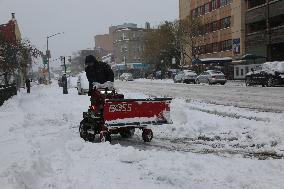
245 0 284 62
0 13 21 43
179 0 246 63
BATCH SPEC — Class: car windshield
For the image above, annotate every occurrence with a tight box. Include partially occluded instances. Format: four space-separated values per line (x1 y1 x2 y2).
184 70 196 75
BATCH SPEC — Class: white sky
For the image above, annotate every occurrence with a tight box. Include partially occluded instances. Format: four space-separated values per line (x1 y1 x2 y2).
0 0 178 67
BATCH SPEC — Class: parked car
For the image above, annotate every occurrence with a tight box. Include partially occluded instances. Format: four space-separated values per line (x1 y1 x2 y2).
174 70 197 84
77 72 89 95
119 73 134 81
196 70 227 85
245 61 284 87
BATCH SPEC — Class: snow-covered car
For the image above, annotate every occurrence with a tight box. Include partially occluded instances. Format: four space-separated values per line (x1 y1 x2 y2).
174 70 197 84
77 72 89 95
196 70 226 85
119 73 134 81
245 61 284 87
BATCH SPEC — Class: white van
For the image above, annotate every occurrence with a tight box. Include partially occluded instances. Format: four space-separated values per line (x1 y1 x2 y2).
77 72 89 95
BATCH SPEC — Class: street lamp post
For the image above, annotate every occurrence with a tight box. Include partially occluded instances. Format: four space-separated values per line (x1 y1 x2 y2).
46 32 64 83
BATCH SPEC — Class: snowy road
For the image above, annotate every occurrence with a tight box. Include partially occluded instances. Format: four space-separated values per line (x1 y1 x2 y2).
0 82 284 189
115 79 284 112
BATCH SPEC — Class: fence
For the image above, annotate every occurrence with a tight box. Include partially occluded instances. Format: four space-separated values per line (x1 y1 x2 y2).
0 84 17 106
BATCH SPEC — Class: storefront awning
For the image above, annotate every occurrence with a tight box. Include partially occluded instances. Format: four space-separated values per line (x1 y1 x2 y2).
192 57 232 65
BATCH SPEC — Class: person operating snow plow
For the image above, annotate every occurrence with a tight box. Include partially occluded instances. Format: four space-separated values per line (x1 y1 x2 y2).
84 55 114 95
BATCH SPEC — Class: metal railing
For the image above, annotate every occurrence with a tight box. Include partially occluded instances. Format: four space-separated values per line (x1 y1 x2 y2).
0 84 17 106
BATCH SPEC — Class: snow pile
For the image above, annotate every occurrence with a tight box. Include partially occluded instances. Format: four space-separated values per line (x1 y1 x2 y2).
151 98 284 156
262 61 284 73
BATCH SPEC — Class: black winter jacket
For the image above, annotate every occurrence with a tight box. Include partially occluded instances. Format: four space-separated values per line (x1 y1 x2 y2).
85 61 114 84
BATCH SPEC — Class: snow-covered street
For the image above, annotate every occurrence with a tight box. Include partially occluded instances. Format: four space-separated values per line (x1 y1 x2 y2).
0 81 284 189
116 79 284 112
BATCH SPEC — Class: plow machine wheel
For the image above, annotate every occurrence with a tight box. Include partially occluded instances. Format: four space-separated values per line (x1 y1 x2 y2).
120 128 135 138
79 119 95 142
100 131 111 143
142 129 153 142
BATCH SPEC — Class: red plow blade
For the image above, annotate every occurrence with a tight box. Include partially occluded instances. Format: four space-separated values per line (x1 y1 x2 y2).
103 98 172 127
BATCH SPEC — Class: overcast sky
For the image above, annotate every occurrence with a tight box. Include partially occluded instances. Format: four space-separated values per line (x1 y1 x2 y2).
0 0 178 67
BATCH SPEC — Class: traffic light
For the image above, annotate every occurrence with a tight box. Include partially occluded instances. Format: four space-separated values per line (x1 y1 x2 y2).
42 55 48 65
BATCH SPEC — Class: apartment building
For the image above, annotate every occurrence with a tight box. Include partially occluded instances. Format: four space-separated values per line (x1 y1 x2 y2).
245 0 284 62
113 24 149 64
95 34 112 52
0 13 21 43
179 0 246 64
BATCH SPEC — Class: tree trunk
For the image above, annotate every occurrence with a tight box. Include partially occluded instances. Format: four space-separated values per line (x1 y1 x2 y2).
4 72 8 85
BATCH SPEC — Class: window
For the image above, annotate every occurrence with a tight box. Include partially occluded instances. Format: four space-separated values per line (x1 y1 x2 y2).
205 43 213 53
246 20 266 33
221 0 232 7
197 6 204 16
213 42 220 52
200 45 205 54
192 9 198 18
193 46 199 55
221 39 232 51
241 69 244 76
121 46 128 52
221 17 231 29
248 0 266 9
212 21 220 31
122 33 127 40
211 0 218 10
198 25 205 35
204 3 210 14
206 23 213 33
236 67 239 76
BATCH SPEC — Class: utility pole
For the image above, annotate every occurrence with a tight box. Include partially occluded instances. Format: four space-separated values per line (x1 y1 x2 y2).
46 32 64 84
266 0 271 61
46 36 50 84
61 56 66 74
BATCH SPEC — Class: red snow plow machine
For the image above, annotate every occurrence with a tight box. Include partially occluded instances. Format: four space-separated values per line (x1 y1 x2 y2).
79 84 172 142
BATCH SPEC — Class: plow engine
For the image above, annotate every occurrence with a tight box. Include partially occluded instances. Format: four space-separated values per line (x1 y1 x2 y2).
79 82 172 142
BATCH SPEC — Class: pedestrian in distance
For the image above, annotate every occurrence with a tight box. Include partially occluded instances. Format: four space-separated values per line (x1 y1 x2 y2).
84 55 114 95
25 78 31 93
62 74 68 94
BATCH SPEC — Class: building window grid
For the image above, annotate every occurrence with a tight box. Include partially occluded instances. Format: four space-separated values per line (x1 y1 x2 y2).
201 16 231 35
192 0 232 18
204 3 210 14
195 39 232 55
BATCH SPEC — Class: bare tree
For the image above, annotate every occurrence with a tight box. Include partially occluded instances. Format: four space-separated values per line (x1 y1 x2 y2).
0 34 41 85
142 17 201 71
174 16 201 68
